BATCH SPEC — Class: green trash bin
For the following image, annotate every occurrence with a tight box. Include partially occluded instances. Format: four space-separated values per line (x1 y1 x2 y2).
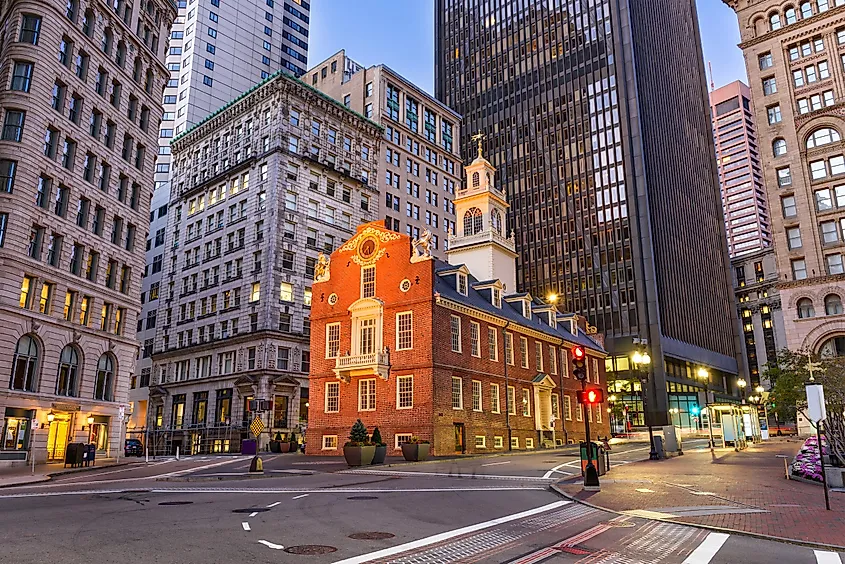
580 441 607 476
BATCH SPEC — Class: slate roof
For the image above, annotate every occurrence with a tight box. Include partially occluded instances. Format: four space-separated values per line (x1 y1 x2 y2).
432 259 605 353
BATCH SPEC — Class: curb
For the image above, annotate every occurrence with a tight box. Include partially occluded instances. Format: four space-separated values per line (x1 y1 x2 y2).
0 461 131 489
376 445 585 469
548 483 845 553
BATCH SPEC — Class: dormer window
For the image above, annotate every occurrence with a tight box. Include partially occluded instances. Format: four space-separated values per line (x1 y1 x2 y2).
522 300 531 319
457 273 468 295
361 266 375 298
492 288 501 308
549 312 557 328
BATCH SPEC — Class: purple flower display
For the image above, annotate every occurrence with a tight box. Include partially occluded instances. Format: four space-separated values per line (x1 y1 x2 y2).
791 436 828 483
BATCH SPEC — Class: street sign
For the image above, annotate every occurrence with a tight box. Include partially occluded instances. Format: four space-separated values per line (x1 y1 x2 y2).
249 416 265 437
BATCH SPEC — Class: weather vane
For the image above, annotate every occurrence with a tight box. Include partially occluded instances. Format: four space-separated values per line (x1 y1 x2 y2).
471 131 485 159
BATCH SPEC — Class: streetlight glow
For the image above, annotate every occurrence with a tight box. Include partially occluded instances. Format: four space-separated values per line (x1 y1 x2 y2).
547 293 558 303
641 353 651 365
697 367 709 380
737 378 747 389
631 351 642 364
755 385 765 394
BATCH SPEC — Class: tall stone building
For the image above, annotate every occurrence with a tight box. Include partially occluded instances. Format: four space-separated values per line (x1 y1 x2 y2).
146 71 381 454
710 81 773 258
309 51 461 258
0 0 175 465
131 0 311 438
435 0 746 426
723 0 845 357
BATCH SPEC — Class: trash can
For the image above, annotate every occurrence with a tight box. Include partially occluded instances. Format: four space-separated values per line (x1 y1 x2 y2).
85 444 96 466
241 439 257 455
64 443 84 468
580 441 608 476
652 435 665 459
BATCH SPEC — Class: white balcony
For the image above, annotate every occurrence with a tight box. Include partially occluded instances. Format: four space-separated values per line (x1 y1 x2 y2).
333 351 390 383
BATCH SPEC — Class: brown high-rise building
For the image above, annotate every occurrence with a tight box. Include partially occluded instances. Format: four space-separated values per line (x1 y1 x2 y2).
435 0 747 427
723 0 845 357
0 0 175 465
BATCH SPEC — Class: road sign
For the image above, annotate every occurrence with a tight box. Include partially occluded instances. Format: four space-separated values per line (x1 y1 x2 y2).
249 416 265 437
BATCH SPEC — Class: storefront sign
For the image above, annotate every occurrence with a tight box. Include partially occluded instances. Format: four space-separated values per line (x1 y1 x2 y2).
51 402 81 412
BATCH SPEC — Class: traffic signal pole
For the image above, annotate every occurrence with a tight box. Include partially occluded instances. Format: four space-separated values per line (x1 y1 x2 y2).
572 345 600 491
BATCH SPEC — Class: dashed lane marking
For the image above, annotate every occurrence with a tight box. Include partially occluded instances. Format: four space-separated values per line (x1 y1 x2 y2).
266 501 281 507
681 532 730 564
341 469 555 481
258 540 284 550
291 494 309 499
249 512 258 517
481 461 512 467
241 522 251 532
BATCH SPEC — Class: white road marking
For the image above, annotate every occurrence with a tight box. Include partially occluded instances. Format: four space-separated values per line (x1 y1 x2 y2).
291 494 309 499
681 532 730 564
343 469 554 481
332 501 570 564
480 461 511 467
815 551 843 564
636 488 654 493
258 540 284 550
543 461 578 479
266 501 281 507
249 512 258 517
0 486 547 499
241 522 251 531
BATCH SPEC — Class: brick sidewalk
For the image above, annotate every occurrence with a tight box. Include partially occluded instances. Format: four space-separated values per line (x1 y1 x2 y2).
557 439 845 548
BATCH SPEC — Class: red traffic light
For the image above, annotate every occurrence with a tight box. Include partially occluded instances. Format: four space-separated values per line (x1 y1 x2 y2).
571 345 585 361
587 389 599 403
577 389 604 404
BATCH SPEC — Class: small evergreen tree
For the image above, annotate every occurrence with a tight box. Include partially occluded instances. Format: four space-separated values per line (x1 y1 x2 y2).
274 432 282 441
348 419 369 445
289 432 297 446
371 427 384 446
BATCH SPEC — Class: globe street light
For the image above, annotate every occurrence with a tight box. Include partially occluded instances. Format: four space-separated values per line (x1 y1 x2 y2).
631 349 658 460
737 378 747 402
697 367 714 452
755 385 765 395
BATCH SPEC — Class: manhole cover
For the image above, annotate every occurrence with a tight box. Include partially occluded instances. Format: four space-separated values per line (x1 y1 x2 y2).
158 501 193 506
347 496 378 500
284 545 337 555
349 532 395 540
232 507 270 513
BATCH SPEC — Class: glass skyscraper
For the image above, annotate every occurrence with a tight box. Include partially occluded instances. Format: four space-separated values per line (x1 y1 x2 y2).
435 0 746 425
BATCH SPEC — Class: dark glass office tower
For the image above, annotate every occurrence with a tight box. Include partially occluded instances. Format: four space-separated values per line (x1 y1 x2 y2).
435 0 746 427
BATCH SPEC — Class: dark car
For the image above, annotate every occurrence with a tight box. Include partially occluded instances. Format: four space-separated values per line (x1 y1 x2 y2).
125 438 143 457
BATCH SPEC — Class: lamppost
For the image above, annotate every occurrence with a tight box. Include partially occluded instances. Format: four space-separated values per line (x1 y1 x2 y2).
737 378 747 402
755 385 769 429
631 350 658 460
608 394 617 435
697 367 715 452
669 407 680 427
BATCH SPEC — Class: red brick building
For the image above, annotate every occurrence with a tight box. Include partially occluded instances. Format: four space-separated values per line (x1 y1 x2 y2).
306 150 608 456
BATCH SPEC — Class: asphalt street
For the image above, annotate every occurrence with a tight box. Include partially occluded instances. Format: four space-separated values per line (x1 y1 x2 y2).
0 440 842 564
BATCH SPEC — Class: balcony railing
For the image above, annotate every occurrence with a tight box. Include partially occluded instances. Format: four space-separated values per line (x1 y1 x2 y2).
333 351 390 382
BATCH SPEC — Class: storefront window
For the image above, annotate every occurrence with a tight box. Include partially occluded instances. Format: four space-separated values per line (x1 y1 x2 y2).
2 415 30 450
89 422 108 451
273 396 288 428
215 389 231 424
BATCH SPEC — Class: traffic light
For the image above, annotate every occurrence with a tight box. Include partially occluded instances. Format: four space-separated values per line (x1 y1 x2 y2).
571 345 587 381
690 406 700 416
577 388 604 404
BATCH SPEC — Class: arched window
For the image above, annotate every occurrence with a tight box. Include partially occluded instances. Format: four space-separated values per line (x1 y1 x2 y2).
463 207 483 236
486 172 491 186
56 345 79 396
798 297 815 318
770 13 782 30
101 28 113 54
825 294 843 315
491 208 503 234
115 40 126 67
10 335 39 391
800 2 813 18
472 172 479 188
773 138 787 157
820 336 845 357
94 354 115 401
82 9 95 37
806 127 841 148
785 7 798 24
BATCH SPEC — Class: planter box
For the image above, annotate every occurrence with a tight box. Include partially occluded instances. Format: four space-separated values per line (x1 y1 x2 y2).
269 441 282 453
371 445 387 464
401 443 430 462
344 445 376 467
280 442 291 453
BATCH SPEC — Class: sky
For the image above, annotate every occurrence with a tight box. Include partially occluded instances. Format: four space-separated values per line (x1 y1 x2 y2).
307 0 748 96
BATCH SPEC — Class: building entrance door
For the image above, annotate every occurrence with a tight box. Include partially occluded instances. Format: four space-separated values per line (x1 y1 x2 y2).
453 423 465 454
47 416 70 461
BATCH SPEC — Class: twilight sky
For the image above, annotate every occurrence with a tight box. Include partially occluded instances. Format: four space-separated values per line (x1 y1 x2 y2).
308 0 747 95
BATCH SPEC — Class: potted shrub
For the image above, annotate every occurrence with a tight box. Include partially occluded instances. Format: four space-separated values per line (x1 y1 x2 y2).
269 432 283 453
343 419 375 467
289 432 298 454
401 436 430 462
371 427 387 464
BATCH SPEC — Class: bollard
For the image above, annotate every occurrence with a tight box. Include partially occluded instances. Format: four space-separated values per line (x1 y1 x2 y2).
249 456 264 474
145 447 149 465
176 446 180 461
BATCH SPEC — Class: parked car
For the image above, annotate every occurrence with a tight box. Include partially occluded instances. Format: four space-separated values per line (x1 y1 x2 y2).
124 438 144 456
774 422 798 436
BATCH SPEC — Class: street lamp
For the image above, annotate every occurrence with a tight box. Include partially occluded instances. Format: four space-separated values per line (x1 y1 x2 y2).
737 378 747 402
669 407 680 427
608 395 618 434
697 367 714 452
631 349 658 460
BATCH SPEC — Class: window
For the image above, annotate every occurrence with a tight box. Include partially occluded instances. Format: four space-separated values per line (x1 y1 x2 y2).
250 282 260 302
511 437 519 449
773 138 787 157
508 386 516 415
807 128 841 149
759 52 773 69
93 354 114 400
472 380 482 411
488 327 498 361
326 323 340 358
279 282 293 302
10 335 39 391
490 383 501 413
782 196 797 218
322 435 338 450
767 105 782 124
203 75 213 87
787 227 802 249
777 167 792 187
19 14 41 44
504 332 514 365
525 438 535 449
397 375 413 409
358 378 376 411
770 13 781 30
451 376 463 409
522 388 530 416
520 336 529 368
463 207 483 235
549 345 558 374
396 312 412 350
456 272 468 295
535 341 544 371
450 315 461 352
798 298 815 318
11 61 33 92
361 266 375 298
469 321 481 357
0 159 17 193
3 110 25 142
821 220 839 244
827 254 844 275
762 77 777 95
792 259 808 280
825 294 843 315
493 436 504 449
325 381 340 413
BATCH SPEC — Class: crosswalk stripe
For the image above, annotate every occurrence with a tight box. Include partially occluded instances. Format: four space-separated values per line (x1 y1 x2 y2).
815 550 843 564
681 532 730 564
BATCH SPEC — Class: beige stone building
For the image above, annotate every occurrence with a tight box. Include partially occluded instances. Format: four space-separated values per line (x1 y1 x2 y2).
308 51 461 259
146 71 381 455
724 0 845 356
0 0 175 466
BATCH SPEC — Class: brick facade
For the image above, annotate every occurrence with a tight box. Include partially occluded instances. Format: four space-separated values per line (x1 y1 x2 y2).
306 221 609 456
